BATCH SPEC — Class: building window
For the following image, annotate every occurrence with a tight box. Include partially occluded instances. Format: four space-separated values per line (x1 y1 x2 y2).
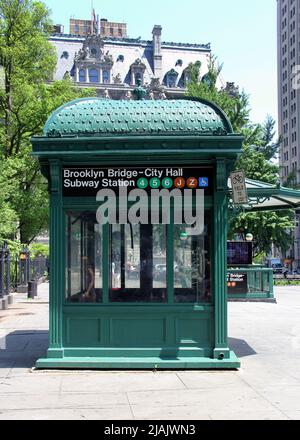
91 48 97 57
74 24 79 33
102 70 110 83
165 69 178 88
134 72 142 84
89 68 99 83
79 69 85 82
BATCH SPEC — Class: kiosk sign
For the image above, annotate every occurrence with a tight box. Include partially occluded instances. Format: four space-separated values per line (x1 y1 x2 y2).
62 167 213 196
62 166 213 234
227 272 248 294
230 170 248 205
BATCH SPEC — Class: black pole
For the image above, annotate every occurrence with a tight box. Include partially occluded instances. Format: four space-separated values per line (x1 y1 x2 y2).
5 250 10 295
0 248 4 298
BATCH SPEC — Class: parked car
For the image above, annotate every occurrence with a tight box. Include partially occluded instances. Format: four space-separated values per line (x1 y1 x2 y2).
271 263 288 276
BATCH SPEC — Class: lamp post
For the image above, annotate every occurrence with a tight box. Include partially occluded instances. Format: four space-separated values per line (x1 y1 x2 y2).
245 233 253 242
245 233 254 265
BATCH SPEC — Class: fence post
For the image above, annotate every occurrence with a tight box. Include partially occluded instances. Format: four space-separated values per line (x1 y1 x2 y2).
27 252 31 283
0 247 4 298
5 249 10 295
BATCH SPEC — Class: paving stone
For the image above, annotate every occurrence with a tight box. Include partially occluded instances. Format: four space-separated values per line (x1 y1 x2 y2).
281 411 300 420
0 374 61 394
61 372 185 394
0 406 133 420
209 410 290 420
176 371 245 390
255 385 300 412
57 392 128 408
127 384 276 413
131 404 211 420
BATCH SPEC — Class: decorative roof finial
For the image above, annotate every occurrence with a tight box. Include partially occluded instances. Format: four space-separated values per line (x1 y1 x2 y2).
133 79 147 100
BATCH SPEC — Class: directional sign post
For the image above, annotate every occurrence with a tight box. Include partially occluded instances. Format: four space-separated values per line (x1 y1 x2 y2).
230 170 248 205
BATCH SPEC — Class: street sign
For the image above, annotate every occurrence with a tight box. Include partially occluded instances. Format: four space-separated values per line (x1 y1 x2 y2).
230 170 248 205
227 272 248 294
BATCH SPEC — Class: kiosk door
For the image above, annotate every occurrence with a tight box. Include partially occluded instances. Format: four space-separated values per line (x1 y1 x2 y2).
109 224 167 303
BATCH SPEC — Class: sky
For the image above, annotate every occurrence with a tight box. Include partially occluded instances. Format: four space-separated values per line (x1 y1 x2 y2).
44 0 278 126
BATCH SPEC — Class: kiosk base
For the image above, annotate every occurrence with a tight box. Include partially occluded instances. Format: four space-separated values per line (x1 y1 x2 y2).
35 352 240 369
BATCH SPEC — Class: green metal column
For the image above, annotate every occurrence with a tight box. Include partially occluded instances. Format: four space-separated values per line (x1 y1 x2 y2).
213 159 230 360
46 160 64 359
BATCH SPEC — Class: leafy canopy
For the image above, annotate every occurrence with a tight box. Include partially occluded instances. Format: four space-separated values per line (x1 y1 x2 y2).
186 58 295 256
0 0 96 244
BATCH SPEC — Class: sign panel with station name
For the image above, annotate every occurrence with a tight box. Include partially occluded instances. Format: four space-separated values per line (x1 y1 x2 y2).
62 167 214 196
227 272 248 294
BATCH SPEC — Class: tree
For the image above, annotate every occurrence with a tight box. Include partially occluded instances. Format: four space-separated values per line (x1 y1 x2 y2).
0 0 56 157
0 1 96 243
253 115 281 161
186 59 295 256
186 58 250 133
233 125 294 256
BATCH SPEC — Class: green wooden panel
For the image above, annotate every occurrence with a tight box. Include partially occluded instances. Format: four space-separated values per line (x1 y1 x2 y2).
175 317 211 346
66 318 101 347
110 318 167 347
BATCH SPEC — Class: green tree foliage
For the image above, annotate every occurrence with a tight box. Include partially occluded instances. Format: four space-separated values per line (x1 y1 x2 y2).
186 59 295 256
0 1 96 243
29 242 49 258
186 55 250 133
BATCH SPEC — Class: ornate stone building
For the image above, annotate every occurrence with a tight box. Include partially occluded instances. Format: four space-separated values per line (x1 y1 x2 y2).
50 25 212 100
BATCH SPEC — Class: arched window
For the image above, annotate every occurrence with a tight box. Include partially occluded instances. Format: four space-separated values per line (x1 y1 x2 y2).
135 72 142 85
102 70 110 84
130 59 146 85
79 69 85 82
89 68 99 83
91 48 97 57
165 69 178 88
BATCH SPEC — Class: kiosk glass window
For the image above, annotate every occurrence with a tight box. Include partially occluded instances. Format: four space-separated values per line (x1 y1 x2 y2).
174 210 212 303
109 224 167 303
66 212 103 303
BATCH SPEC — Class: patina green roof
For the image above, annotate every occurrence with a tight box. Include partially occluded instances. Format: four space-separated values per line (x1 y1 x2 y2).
43 98 233 138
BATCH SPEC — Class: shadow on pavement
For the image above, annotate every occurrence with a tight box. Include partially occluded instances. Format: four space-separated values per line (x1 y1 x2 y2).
0 330 49 368
228 337 257 358
0 331 257 369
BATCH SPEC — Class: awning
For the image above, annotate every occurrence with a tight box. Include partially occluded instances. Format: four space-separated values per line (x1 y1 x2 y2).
228 178 300 211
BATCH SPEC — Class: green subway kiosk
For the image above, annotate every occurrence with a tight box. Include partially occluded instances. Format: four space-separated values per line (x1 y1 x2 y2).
32 97 244 369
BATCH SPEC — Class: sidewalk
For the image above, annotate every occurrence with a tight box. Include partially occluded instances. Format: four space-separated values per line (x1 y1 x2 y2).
0 283 300 420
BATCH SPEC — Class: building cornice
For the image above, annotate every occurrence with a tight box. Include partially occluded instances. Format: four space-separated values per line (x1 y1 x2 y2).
50 33 211 51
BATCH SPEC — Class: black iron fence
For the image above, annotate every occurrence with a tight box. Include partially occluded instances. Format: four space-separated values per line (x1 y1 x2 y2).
0 245 48 297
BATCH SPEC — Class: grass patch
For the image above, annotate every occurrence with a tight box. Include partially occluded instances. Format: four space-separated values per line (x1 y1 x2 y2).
274 280 300 286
